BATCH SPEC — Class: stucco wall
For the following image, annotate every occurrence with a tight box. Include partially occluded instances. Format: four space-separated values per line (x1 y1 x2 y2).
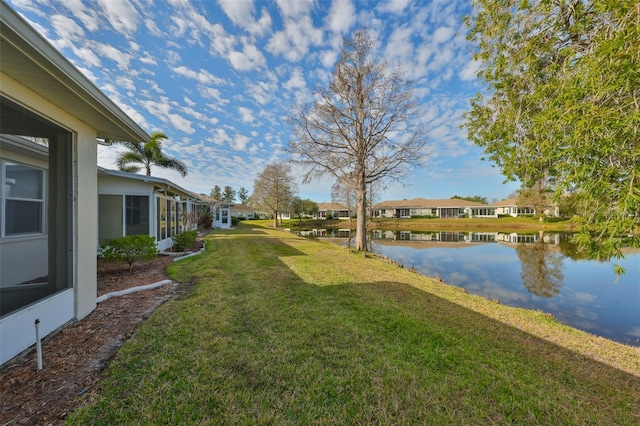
2 74 98 321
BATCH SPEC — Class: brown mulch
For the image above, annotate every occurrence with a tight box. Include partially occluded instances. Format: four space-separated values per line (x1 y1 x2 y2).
0 239 204 425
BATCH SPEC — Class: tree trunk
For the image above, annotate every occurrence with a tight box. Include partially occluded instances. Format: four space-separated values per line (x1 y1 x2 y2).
354 171 367 251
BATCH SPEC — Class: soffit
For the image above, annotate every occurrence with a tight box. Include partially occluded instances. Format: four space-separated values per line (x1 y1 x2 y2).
0 2 149 142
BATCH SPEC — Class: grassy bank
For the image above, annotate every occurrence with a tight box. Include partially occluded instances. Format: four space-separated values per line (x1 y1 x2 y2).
283 216 574 232
69 223 639 424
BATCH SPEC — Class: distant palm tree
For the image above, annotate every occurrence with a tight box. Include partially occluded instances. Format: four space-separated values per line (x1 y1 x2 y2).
113 131 188 177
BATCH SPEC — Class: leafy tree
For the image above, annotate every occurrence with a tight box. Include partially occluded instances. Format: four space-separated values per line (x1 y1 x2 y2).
210 185 221 200
113 131 188 177
517 178 555 222
252 162 297 227
451 195 488 204
290 197 318 227
557 192 579 218
222 185 236 203
288 29 428 251
463 0 639 268
238 187 249 204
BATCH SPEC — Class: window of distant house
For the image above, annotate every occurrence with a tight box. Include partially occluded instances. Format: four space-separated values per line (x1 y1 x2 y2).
1 161 45 237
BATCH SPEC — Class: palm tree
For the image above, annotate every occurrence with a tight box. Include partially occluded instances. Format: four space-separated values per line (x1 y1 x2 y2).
113 131 188 177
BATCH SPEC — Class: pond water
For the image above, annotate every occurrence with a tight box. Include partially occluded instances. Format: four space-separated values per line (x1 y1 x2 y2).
296 229 640 346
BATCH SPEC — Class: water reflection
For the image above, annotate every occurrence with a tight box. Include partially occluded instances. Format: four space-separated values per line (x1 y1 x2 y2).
515 236 564 298
292 228 640 346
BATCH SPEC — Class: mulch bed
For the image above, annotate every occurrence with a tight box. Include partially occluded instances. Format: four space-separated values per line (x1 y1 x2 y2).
0 239 203 425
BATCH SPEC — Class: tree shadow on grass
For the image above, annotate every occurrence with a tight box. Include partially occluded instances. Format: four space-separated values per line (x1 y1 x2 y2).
101 229 640 425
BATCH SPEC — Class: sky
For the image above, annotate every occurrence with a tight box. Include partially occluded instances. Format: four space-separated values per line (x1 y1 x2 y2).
7 0 521 204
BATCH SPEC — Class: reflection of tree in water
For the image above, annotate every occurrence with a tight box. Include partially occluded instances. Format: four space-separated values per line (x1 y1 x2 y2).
515 234 564 297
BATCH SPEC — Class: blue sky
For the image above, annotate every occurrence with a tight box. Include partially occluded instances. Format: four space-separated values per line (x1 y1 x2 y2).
8 0 520 203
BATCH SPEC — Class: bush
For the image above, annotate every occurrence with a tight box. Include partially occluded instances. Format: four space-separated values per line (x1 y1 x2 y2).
231 217 240 226
99 235 158 271
172 230 198 251
198 212 213 229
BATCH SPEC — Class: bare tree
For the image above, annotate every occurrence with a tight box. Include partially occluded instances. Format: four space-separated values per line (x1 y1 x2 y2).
252 162 296 228
331 180 356 223
287 29 427 250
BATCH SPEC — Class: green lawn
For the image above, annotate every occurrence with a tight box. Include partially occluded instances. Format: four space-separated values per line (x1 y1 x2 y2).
69 223 639 425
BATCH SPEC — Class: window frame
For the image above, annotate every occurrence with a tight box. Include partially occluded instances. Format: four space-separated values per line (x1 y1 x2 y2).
1 159 46 238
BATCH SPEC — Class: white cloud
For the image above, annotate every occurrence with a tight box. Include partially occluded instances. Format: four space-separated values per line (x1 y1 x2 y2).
432 26 454 44
116 76 136 92
384 26 414 66
218 0 272 36
168 113 195 134
200 87 229 107
319 49 338 69
231 134 251 151
209 128 232 146
94 43 131 70
144 18 163 37
228 42 267 71
276 0 314 18
325 0 356 34
238 107 255 124
282 67 306 91
172 65 226 85
377 0 411 14
246 78 278 105
266 16 323 62
74 46 102 67
58 0 99 31
218 0 255 26
139 54 158 66
50 14 84 43
140 97 195 134
97 0 139 36
459 59 481 81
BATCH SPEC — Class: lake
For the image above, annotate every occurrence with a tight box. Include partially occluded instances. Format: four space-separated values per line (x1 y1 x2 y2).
295 228 640 347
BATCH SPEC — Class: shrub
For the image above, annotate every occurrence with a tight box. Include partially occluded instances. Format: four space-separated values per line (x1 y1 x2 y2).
231 217 240 226
198 212 213 229
172 230 198 251
99 235 158 271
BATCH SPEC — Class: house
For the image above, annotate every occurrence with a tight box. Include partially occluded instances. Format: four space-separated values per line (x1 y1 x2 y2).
1 1 149 365
372 198 497 219
315 202 352 219
97 168 205 251
489 198 559 218
231 203 259 220
194 195 233 229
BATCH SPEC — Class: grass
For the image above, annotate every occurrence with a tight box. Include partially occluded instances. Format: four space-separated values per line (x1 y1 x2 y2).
68 223 640 425
282 216 575 233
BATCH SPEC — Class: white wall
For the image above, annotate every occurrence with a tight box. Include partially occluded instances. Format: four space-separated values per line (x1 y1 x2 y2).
1 73 98 364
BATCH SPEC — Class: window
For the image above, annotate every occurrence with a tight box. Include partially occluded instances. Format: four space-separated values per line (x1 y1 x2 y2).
2 161 45 236
125 195 149 236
